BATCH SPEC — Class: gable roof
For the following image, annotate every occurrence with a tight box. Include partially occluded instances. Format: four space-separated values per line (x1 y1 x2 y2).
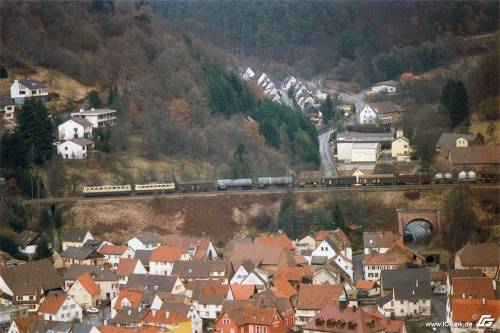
0 259 63 293
70 137 93 147
451 277 495 299
363 231 396 249
224 304 281 326
113 290 144 310
150 246 186 262
18 79 46 89
63 229 91 243
229 285 256 301
370 101 405 114
134 250 152 267
199 284 229 305
356 280 377 290
38 292 68 315
69 117 93 128
161 234 214 260
132 232 161 245
99 245 129 256
451 298 500 323
61 246 103 260
393 280 432 300
13 230 40 247
276 266 313 282
171 260 227 279
456 242 500 266
143 308 190 325
449 145 500 165
296 284 344 310
229 243 286 269
71 324 98 333
64 264 117 282
255 234 294 250
123 274 179 293
381 268 429 290
116 258 140 276
12 315 42 333
273 279 297 299
76 273 100 296
436 133 476 150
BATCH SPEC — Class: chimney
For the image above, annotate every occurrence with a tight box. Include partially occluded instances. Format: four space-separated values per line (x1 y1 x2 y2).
91 108 95 111
128 309 131 315
416 280 419 287
166 310 170 318
152 309 156 316
482 298 485 305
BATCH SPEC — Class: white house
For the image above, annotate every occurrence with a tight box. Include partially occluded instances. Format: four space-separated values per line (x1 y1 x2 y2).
58 117 93 141
67 272 101 309
198 284 229 320
0 96 18 128
239 66 255 81
312 266 341 285
13 230 40 258
371 80 398 94
62 229 93 251
229 261 255 285
240 268 272 292
57 138 93 159
392 136 410 161
311 239 337 261
378 280 432 318
116 258 147 285
98 245 135 269
70 108 116 128
351 142 380 163
127 233 161 251
331 253 353 279
358 105 377 124
10 79 48 104
38 293 82 322
294 235 316 254
149 246 191 276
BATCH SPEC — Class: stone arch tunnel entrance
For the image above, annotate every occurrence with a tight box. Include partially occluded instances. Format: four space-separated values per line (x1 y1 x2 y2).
403 219 433 246
397 209 440 247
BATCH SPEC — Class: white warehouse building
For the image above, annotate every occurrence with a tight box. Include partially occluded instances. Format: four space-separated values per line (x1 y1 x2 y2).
351 143 380 163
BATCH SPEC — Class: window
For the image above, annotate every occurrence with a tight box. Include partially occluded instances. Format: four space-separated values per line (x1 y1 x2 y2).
223 319 230 325
19 90 26 95
256 326 260 333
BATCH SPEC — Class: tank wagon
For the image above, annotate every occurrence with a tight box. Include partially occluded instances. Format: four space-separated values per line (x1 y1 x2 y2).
216 178 253 190
257 177 293 188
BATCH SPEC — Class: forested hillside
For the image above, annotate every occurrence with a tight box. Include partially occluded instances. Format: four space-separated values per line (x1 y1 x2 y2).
154 1 498 82
0 1 319 198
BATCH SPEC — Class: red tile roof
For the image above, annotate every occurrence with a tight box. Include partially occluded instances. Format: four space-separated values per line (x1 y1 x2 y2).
451 298 500 323
99 245 129 255
451 277 495 299
315 230 332 241
297 284 345 310
255 234 294 250
356 280 377 290
143 308 190 325
276 266 312 282
76 272 100 296
11 315 41 333
150 246 186 263
273 279 297 299
38 292 68 315
113 290 144 310
117 258 139 276
230 285 256 301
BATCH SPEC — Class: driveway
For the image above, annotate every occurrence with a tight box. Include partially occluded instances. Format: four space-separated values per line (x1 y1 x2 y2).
352 254 363 283
318 129 338 177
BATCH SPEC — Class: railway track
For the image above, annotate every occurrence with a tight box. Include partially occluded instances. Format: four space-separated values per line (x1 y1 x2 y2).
23 183 500 205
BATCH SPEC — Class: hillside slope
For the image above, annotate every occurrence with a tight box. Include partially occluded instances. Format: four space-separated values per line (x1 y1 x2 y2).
0 1 319 196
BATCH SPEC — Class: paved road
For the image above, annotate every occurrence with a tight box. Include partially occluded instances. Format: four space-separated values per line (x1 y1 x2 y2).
352 255 363 283
318 128 338 177
23 184 500 205
339 91 366 113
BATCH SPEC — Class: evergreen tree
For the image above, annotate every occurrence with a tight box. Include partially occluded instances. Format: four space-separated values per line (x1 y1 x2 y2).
331 203 346 231
35 235 52 260
230 143 250 178
39 209 52 233
0 131 28 172
320 95 334 124
54 208 63 229
0 66 7 79
0 235 18 256
94 127 112 152
312 208 330 231
10 217 27 233
444 185 477 252
88 90 102 108
16 98 54 165
439 79 469 128
277 190 297 236
107 86 116 105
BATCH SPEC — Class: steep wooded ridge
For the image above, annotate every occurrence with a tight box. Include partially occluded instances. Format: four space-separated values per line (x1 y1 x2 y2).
0 1 319 194
154 1 499 81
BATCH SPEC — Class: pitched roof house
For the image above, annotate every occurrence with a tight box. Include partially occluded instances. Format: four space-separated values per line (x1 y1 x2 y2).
255 234 295 250
295 284 345 326
62 229 93 251
38 292 82 322
61 246 105 267
363 231 397 255
68 272 101 309
13 230 40 257
161 234 218 260
216 304 294 333
149 246 191 275
454 242 500 277
171 260 228 283
116 258 147 285
127 233 161 251
229 243 293 273
63 264 118 301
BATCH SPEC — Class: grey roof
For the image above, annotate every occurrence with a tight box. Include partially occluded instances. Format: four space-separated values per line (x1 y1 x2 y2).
13 230 40 247
82 239 106 251
19 79 46 90
64 264 117 282
300 249 313 256
63 229 91 243
190 280 221 301
0 259 63 293
373 80 398 87
381 268 430 290
436 133 476 150
110 308 147 326
71 324 97 333
123 274 178 293
133 232 161 245
0 96 16 107
70 137 93 147
134 250 152 267
172 260 227 279
69 117 93 128
393 280 432 300
31 320 71 333
377 294 393 306
363 231 396 249
337 131 394 143
311 256 328 265
61 246 103 260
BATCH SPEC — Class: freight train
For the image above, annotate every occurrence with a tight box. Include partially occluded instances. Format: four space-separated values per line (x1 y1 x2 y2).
81 171 498 197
